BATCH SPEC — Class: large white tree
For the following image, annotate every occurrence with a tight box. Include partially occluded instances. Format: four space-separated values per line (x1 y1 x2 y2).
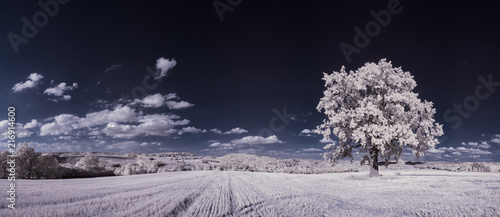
316 59 443 177
75 153 103 173
15 143 38 179
0 151 9 178
34 154 60 179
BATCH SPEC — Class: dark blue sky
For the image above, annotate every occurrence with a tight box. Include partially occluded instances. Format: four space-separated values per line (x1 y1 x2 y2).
1 0 499 161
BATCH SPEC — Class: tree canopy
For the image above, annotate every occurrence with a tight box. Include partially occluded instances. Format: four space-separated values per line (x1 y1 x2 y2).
316 59 443 177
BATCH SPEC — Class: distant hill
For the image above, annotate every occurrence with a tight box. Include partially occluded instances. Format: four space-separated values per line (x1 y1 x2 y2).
46 152 500 177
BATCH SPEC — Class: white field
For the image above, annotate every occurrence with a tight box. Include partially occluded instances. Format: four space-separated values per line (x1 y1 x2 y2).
1 170 499 217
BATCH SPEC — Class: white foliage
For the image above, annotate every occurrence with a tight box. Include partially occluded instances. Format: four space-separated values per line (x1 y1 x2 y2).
34 155 60 179
0 151 9 178
316 59 444 170
15 143 38 179
115 155 168 175
74 153 103 172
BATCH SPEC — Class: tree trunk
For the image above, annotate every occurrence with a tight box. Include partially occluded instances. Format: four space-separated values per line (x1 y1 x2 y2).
369 148 379 178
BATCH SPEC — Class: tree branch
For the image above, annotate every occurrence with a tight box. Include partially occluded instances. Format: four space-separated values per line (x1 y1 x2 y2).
350 144 361 148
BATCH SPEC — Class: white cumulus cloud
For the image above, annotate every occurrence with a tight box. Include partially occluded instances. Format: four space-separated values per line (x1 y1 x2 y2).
491 134 500 144
478 141 491 149
40 114 81 136
210 128 222 134
102 122 140 139
138 93 165 108
319 137 334 143
165 101 194 110
301 129 313 134
210 127 248 134
427 148 445 154
178 127 206 135
231 135 284 145
24 119 39 129
224 127 248 134
44 82 78 100
12 73 44 92
461 142 478 146
299 129 316 137
461 141 491 149
39 105 190 138
155 57 177 79
130 93 194 109
79 105 138 128
302 148 322 152
438 146 492 156
209 142 235 149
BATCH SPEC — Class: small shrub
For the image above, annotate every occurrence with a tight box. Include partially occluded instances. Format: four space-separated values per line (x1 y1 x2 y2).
471 162 491 172
459 162 491 172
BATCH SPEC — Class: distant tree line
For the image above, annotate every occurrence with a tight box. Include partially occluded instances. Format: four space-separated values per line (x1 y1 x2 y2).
0 143 200 179
2 144 497 179
0 144 114 179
